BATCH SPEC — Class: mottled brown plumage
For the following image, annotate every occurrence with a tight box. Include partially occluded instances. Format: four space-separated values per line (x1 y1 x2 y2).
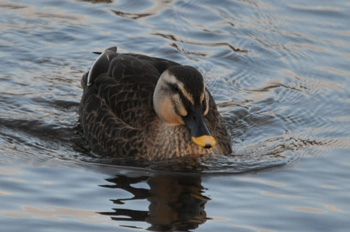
79 47 232 160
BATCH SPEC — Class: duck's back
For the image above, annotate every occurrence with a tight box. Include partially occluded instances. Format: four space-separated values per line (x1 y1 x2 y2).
81 49 179 126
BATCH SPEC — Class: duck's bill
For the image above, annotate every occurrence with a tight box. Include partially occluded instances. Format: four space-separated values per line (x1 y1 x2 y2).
183 108 217 149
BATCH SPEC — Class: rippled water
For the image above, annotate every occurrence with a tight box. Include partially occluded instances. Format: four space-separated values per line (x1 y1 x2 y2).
1 0 350 231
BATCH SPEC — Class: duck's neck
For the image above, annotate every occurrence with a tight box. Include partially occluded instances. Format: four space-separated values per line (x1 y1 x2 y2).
140 121 216 160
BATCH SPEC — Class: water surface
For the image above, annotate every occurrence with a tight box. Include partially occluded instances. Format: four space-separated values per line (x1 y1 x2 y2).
0 0 350 231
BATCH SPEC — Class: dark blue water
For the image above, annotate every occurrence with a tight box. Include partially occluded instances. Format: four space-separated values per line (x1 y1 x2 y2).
0 0 349 231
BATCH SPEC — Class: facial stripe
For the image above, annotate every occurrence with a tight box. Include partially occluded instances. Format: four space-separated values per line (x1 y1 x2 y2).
178 90 192 111
164 71 206 112
203 91 209 115
200 92 204 102
164 76 195 106
178 83 194 105
172 94 187 116
165 80 194 107
167 81 206 112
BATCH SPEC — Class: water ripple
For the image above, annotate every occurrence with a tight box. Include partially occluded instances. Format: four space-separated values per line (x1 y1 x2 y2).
1 0 350 231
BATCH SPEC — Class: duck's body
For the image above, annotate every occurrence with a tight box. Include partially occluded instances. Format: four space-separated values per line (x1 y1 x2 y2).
79 47 231 160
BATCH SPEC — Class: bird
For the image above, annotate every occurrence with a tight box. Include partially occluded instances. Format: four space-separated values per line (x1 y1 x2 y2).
79 47 232 160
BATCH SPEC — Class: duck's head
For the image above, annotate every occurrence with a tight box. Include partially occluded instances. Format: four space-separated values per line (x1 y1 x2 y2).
153 65 216 149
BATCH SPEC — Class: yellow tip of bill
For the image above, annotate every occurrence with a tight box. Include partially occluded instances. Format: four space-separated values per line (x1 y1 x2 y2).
192 135 216 148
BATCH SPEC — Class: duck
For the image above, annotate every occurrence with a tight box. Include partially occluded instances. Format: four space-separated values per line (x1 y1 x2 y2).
79 47 232 160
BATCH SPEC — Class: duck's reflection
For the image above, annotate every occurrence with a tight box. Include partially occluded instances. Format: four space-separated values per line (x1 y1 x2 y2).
99 174 209 231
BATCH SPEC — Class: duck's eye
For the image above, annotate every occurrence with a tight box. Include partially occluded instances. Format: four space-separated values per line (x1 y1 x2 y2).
169 83 179 92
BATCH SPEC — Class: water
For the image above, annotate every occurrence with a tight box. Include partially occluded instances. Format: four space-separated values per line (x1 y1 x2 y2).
0 0 349 231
